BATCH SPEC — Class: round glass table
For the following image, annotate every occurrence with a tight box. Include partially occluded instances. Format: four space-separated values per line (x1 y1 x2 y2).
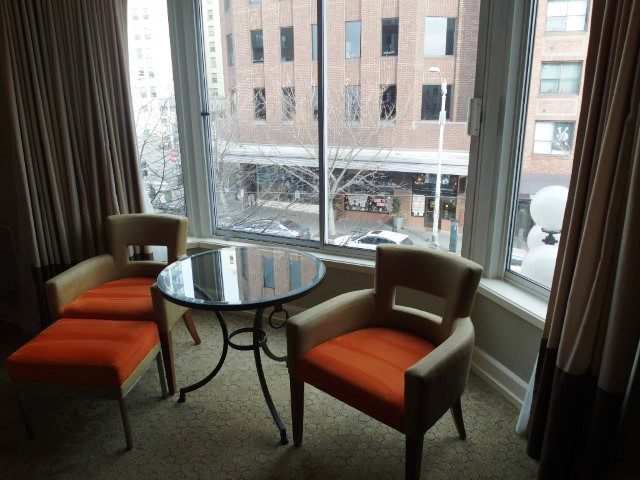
157 246 325 445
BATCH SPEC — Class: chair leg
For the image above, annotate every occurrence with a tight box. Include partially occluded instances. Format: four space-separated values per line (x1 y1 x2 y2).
156 352 168 399
159 330 177 395
119 399 133 451
290 376 304 447
451 398 466 439
405 434 424 480
18 393 34 440
182 310 201 345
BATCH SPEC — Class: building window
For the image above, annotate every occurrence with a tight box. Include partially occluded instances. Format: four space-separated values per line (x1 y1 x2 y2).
421 84 452 121
207 9 214 20
380 85 397 120
282 87 295 120
254 88 266 120
150 86 157 98
311 24 318 61
546 0 588 31
226 34 234 66
250 0 262 4
211 73 217 84
224 0 230 12
280 27 294 62
149 70 155 78
540 62 582 94
209 43 216 53
345 85 361 120
533 121 575 155
381 18 399 56
208 26 214 37
251 29 264 63
345 21 361 59
140 87 147 98
289 260 302 289
424 18 456 56
311 86 318 119
210 57 217 67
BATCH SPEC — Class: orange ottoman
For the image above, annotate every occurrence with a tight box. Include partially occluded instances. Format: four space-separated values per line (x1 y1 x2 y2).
7 318 167 450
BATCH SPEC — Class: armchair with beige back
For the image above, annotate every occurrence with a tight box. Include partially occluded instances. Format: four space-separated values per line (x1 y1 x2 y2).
45 214 201 394
286 245 482 480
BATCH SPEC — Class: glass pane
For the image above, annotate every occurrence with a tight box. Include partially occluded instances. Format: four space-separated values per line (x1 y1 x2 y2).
508 0 591 288
565 14 587 31
311 24 318 61
381 18 399 56
325 3 481 254
127 0 185 215
345 21 361 59
424 17 448 56
205 1 319 242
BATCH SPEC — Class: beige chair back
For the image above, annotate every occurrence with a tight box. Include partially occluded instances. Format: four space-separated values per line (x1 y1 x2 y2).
107 214 188 278
374 245 482 344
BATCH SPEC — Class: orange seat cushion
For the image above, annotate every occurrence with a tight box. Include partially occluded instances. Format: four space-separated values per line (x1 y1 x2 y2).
6 319 160 388
297 327 436 432
60 277 155 322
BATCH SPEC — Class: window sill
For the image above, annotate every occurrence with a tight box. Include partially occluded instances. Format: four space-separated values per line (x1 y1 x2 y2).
478 278 547 330
188 237 547 329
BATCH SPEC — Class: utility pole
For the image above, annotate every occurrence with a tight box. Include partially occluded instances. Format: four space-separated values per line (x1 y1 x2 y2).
428 67 447 249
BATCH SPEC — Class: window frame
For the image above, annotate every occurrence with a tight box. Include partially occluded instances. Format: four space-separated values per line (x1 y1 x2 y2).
381 17 399 57
164 0 559 295
280 26 294 62
250 29 264 63
345 20 361 59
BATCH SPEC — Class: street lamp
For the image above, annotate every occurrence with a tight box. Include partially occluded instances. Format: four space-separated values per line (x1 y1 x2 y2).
427 66 447 249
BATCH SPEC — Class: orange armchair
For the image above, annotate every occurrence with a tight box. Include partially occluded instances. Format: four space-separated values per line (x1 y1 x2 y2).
44 214 201 394
286 245 482 480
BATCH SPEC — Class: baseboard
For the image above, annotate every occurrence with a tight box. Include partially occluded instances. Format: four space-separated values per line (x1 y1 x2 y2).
471 347 528 408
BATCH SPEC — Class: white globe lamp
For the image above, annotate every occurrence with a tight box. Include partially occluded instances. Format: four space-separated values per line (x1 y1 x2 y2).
521 245 558 288
530 186 569 234
527 224 560 250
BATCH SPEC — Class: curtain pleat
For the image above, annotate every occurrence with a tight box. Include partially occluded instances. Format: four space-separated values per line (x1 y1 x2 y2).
526 0 640 478
0 0 143 270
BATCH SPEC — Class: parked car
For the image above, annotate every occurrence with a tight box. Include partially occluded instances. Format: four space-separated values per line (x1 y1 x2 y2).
333 230 414 250
232 218 311 240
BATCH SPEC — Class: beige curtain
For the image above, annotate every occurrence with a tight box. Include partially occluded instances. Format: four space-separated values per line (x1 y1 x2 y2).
0 0 143 270
526 0 640 478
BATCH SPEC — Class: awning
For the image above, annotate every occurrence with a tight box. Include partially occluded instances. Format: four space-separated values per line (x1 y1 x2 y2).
216 144 470 176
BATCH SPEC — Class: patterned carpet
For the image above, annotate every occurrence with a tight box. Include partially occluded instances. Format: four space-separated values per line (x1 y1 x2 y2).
0 312 537 480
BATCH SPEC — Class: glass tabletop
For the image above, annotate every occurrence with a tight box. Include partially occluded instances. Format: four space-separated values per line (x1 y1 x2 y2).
157 246 326 310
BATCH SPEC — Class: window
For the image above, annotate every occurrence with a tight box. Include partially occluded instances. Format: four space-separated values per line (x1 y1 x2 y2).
381 18 399 56
262 256 275 289
207 9 214 20
208 26 214 37
380 85 397 120
251 29 264 63
540 62 582 94
209 43 216 53
210 57 217 68
254 88 266 120
226 34 234 66
345 21 361 59
280 27 294 61
250 0 262 4
127 0 185 216
345 85 361 120
224 0 230 12
421 84 452 121
311 24 318 61
424 18 456 56
230 89 237 115
312 86 318 119
546 0 588 31
533 122 575 155
289 260 302 290
282 87 295 120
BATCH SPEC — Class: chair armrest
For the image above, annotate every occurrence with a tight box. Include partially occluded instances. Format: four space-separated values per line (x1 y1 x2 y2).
403 317 475 437
150 283 188 333
45 254 118 321
286 289 376 374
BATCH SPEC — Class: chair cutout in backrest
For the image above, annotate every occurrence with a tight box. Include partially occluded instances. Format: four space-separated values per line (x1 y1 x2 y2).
374 245 482 344
107 214 188 279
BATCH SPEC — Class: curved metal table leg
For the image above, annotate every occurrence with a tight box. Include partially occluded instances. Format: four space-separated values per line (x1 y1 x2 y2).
178 310 229 403
253 307 289 445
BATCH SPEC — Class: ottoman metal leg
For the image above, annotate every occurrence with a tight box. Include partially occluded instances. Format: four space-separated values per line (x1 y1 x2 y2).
18 393 34 440
119 399 133 451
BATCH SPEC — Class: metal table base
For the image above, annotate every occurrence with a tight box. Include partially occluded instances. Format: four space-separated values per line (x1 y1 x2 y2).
177 307 289 445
